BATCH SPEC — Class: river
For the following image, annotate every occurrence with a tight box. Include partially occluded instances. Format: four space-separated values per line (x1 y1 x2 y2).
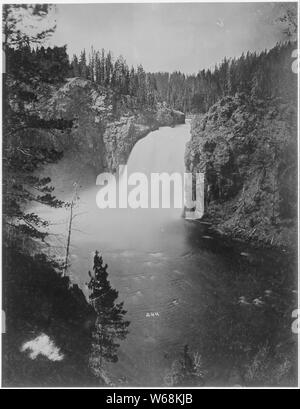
36 121 297 387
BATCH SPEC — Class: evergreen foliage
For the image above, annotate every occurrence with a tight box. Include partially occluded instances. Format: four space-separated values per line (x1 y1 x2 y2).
3 5 74 248
70 41 297 113
165 345 206 387
88 252 130 376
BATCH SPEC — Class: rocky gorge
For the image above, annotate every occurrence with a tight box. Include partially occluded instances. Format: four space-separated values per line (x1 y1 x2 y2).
21 77 297 250
33 77 185 175
10 73 297 250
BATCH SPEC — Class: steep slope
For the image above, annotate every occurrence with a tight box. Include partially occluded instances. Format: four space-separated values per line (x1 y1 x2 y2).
185 94 297 248
2 249 100 387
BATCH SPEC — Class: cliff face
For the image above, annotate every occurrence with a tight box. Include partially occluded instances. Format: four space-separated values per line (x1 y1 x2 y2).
185 94 297 248
36 78 185 174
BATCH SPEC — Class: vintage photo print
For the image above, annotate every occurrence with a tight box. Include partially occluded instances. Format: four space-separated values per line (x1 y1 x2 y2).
1 1 299 389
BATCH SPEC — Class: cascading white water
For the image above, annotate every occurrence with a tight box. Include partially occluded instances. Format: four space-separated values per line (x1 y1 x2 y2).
36 121 190 249
35 124 203 384
69 122 191 251
31 120 292 387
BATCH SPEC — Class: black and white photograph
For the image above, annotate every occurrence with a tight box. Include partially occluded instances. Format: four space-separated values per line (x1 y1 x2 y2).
1 1 299 390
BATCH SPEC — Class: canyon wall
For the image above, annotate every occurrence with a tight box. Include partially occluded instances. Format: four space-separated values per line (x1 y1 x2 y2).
185 94 297 248
37 78 185 174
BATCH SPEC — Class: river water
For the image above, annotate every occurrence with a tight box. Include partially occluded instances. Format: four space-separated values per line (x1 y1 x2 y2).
37 121 297 387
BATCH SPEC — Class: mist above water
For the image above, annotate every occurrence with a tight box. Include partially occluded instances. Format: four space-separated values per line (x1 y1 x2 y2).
56 123 191 252
33 121 295 387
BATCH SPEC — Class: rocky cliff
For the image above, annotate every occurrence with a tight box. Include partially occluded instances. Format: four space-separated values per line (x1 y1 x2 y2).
36 78 185 174
185 94 297 248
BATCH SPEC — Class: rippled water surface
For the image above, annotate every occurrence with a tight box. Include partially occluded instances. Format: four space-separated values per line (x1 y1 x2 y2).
36 122 297 386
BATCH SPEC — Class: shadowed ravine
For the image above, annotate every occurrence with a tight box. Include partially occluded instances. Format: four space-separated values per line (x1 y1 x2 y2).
35 122 297 387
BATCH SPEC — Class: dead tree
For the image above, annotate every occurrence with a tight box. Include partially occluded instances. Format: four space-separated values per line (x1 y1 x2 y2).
63 182 79 277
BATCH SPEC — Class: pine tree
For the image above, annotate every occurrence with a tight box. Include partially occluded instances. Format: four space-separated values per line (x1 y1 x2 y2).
3 4 74 248
88 252 130 375
94 51 101 84
165 345 206 386
71 54 80 77
2 4 56 54
88 47 96 82
79 49 87 78
128 67 137 96
105 51 113 86
100 49 106 85
136 64 147 106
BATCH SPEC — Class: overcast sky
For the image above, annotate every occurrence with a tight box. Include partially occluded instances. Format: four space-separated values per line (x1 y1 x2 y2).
50 2 295 74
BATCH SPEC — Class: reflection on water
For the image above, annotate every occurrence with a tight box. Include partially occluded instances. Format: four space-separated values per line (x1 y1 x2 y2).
35 122 297 386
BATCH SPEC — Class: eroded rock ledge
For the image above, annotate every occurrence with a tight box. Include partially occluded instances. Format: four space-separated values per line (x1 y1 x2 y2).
185 94 297 248
39 78 185 173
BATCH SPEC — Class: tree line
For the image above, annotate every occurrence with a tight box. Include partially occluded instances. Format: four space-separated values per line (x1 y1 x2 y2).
6 38 297 116
71 48 157 107
70 41 297 113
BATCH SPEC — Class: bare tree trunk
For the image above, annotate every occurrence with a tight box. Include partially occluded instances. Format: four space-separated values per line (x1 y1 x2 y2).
63 183 78 277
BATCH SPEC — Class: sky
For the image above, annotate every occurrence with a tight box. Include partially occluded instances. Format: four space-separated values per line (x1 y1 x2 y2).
49 2 296 74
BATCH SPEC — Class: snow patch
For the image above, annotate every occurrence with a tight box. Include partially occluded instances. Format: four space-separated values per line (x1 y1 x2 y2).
21 334 64 362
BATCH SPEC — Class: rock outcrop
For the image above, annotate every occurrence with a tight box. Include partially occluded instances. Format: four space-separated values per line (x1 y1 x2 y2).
37 78 185 174
185 94 297 248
